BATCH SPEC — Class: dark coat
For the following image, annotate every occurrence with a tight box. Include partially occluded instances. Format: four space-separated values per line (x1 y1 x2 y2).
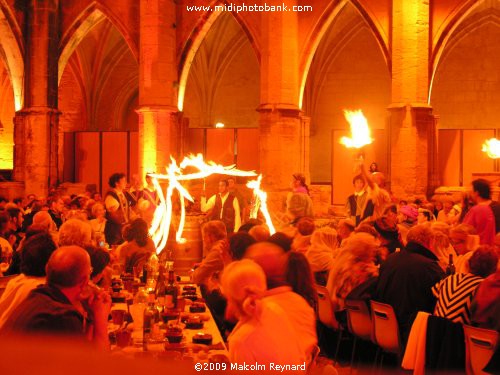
374 241 445 339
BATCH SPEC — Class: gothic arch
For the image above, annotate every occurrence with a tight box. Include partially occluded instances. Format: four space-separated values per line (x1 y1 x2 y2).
177 1 260 111
429 0 498 102
59 1 138 84
299 0 390 108
0 0 24 110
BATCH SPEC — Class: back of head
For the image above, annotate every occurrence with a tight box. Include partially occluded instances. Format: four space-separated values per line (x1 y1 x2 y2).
286 252 317 309
21 233 58 277
407 224 433 249
33 211 55 231
431 221 450 236
338 218 355 233
469 246 499 278
355 223 379 239
85 246 111 279
268 232 293 252
202 220 227 241
46 246 90 288
125 218 150 247
59 219 92 248
238 219 262 233
229 232 256 261
248 225 270 242
296 217 315 236
343 232 377 262
472 178 491 200
311 226 338 250
244 242 288 289
221 259 267 318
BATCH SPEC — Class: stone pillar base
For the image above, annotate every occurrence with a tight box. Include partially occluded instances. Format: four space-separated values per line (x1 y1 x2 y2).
137 106 180 180
258 106 309 224
388 104 437 199
14 107 59 197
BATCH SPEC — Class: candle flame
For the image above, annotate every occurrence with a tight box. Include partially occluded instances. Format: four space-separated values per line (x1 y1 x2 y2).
149 154 259 253
246 175 276 235
482 138 500 159
340 109 373 149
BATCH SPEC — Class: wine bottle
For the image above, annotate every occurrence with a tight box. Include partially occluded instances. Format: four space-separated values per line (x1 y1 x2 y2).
446 254 455 276
165 269 179 309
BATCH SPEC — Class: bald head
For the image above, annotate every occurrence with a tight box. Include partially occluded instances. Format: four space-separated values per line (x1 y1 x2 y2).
33 211 55 231
244 242 288 289
46 246 91 288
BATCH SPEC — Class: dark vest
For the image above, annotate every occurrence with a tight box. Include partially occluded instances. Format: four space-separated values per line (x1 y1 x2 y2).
104 190 129 245
348 193 374 225
209 193 236 232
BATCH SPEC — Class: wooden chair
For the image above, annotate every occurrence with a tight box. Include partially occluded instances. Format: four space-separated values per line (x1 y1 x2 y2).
463 325 498 375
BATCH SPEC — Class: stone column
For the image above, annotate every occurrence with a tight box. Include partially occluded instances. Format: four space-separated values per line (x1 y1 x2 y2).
389 0 436 198
13 0 59 196
138 0 178 180
259 0 308 217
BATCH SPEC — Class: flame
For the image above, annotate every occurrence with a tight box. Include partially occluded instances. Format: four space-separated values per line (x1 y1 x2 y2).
149 154 258 253
246 175 276 235
340 109 373 149
482 138 500 159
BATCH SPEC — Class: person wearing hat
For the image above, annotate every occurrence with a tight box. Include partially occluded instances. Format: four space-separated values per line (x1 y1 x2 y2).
398 205 419 245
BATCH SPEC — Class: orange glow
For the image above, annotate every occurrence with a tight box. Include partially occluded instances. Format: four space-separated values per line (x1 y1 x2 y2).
246 175 276 235
149 154 258 253
482 138 500 159
340 109 373 149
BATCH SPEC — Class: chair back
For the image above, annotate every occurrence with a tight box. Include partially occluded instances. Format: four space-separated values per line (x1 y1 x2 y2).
316 285 340 330
370 300 401 355
463 325 498 375
345 299 372 342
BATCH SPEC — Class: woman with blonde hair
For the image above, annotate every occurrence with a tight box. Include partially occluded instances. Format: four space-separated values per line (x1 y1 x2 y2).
222 260 305 365
326 232 379 312
306 226 338 285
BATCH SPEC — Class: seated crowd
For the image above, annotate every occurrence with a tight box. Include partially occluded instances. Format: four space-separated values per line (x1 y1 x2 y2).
0 169 499 373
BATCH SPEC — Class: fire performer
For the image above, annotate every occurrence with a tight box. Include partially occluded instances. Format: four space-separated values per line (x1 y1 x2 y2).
104 173 135 245
358 160 391 222
201 179 241 233
345 175 371 226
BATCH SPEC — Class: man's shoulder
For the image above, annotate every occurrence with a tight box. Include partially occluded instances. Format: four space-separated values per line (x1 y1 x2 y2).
5 287 81 331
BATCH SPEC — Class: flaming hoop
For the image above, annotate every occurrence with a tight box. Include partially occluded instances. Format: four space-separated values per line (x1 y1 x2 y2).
340 109 373 157
148 154 275 254
482 138 500 159
247 175 276 235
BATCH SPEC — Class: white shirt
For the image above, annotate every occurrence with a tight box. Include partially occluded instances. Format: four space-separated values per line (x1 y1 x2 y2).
228 299 305 366
263 286 317 361
201 192 241 232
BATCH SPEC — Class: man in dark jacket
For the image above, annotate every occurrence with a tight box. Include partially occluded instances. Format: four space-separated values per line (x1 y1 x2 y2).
374 225 445 342
1 246 111 349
